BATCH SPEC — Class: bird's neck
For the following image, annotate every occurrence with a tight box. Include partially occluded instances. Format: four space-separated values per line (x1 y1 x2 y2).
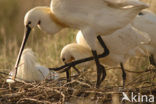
50 11 69 27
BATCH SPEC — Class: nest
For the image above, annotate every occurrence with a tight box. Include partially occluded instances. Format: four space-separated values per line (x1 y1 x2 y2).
0 66 156 104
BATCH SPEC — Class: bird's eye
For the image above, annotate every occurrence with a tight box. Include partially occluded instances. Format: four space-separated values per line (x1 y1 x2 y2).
62 58 65 62
138 12 144 16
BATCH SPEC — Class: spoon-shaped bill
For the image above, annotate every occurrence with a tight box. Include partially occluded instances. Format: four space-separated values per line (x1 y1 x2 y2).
13 25 32 80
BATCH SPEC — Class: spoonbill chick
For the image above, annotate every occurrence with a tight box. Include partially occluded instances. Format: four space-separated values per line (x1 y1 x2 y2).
14 0 148 88
7 48 58 83
61 24 150 87
60 43 93 82
132 10 156 65
61 43 93 67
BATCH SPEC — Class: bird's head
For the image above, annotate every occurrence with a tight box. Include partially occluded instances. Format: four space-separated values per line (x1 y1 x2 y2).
60 43 93 69
60 43 92 64
24 6 64 37
24 8 41 29
60 50 75 64
60 44 76 64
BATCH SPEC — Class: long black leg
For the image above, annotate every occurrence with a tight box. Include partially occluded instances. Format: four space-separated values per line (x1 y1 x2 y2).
99 66 106 85
63 65 71 82
66 70 71 82
92 35 109 88
149 54 156 66
96 35 109 85
120 63 126 89
97 35 109 57
72 66 80 75
63 61 80 81
92 50 102 88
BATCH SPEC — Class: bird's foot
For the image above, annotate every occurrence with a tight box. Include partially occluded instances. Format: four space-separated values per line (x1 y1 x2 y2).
96 64 106 88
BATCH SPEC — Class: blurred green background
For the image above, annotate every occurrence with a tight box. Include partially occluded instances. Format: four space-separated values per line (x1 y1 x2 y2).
0 0 156 71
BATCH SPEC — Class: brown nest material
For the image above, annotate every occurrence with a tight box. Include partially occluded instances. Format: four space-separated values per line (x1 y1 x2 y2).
0 67 156 104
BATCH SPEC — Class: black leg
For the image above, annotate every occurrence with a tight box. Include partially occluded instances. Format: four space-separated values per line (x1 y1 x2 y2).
72 66 80 75
120 63 126 89
93 35 109 88
62 63 80 81
66 70 71 82
99 66 106 85
149 54 156 66
92 50 106 88
62 65 71 82
97 35 110 57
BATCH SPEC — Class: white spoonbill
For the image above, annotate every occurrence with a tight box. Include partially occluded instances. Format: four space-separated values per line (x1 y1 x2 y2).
14 0 148 88
61 24 150 88
132 9 156 65
7 48 59 83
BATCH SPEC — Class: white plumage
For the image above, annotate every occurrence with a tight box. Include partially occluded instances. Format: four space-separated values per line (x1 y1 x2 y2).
61 24 150 67
7 49 58 83
79 26 149 65
24 7 63 35
51 0 148 50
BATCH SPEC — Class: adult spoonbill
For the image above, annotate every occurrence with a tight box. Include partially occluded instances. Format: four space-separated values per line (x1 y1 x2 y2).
7 49 59 83
50 0 148 87
61 24 150 88
132 10 156 65
14 0 148 88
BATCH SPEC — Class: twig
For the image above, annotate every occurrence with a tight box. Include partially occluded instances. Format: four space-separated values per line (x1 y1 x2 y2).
17 98 52 104
62 80 92 88
53 89 65 103
1 92 25 98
